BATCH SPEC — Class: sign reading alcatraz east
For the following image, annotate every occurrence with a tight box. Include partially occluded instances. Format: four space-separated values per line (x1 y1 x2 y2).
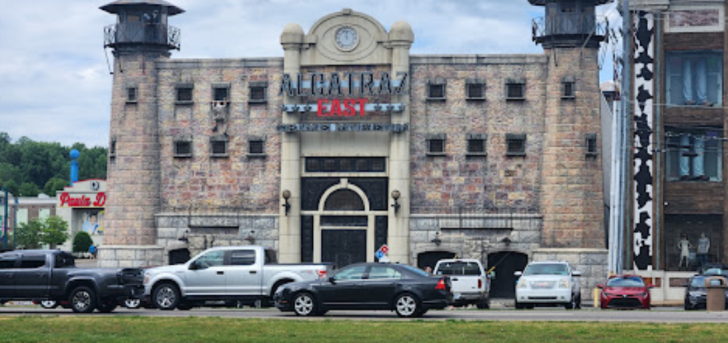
279 71 409 97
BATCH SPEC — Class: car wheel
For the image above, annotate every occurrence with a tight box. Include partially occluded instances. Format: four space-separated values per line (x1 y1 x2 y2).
69 286 97 314
40 300 58 309
97 300 118 313
515 300 525 309
394 293 421 318
476 298 490 310
292 292 317 317
153 283 180 311
124 298 141 309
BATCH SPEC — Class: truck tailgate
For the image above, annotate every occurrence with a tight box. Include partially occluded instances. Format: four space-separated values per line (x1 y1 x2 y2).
450 275 482 294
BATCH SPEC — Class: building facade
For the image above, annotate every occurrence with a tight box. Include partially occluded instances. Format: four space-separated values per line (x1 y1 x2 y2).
626 0 728 301
100 0 610 298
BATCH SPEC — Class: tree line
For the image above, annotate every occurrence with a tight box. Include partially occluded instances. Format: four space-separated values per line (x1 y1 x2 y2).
0 132 108 197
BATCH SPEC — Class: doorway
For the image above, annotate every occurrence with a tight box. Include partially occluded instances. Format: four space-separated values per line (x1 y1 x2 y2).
321 229 368 268
416 251 457 270
487 252 528 298
169 249 190 265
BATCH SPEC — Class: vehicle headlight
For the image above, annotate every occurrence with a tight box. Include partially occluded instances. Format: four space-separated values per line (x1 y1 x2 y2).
517 280 529 289
558 279 570 289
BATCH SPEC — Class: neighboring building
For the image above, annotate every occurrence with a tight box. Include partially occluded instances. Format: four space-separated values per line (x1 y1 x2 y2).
55 179 107 251
0 193 56 248
100 0 611 299
626 0 727 301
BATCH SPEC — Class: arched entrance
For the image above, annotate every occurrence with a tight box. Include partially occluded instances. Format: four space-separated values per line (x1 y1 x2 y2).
320 188 368 268
168 248 190 265
417 251 456 270
487 251 528 298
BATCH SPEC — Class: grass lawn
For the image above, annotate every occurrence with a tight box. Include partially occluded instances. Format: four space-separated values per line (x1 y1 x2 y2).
0 317 726 343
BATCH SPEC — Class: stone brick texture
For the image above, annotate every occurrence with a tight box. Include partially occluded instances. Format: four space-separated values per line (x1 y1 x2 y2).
409 60 547 213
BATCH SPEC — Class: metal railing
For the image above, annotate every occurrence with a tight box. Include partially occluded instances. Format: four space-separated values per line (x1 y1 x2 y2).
104 23 181 50
532 15 607 42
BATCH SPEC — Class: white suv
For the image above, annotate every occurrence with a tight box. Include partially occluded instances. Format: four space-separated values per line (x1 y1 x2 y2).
514 261 581 309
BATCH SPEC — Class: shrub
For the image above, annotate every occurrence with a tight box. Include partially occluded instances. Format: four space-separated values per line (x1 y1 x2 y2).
73 231 93 253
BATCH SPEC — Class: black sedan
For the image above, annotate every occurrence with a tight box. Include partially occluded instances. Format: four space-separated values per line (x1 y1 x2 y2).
274 263 452 318
684 274 728 310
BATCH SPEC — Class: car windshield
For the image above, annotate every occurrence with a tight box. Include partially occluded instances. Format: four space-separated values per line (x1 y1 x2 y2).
703 268 725 276
436 261 481 276
691 276 707 288
606 276 645 287
523 263 568 276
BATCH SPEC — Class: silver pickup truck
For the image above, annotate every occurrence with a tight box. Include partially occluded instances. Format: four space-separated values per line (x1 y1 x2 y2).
143 246 333 310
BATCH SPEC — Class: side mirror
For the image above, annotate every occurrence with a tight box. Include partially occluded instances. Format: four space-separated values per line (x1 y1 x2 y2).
514 271 522 277
189 261 204 270
597 284 603 289
328 276 336 284
572 271 582 277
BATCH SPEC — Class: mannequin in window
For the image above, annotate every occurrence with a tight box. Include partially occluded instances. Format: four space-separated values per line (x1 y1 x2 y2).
683 57 713 107
697 232 710 268
678 234 692 269
679 133 708 181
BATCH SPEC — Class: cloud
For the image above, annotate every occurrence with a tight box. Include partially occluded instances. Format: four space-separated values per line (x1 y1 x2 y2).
0 0 613 148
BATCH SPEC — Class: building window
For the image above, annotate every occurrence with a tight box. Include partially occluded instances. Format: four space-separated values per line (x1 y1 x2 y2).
666 51 723 106
305 157 386 173
506 134 527 156
249 82 268 103
467 133 487 156
562 79 575 99
466 80 486 100
427 79 446 101
585 133 597 156
109 137 117 158
213 86 229 102
176 84 194 104
210 136 228 157
126 87 138 103
248 138 265 156
427 134 446 155
506 80 525 101
666 127 722 181
665 215 722 271
174 140 192 158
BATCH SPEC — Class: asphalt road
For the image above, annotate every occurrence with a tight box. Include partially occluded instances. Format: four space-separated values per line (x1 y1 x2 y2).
2 306 728 323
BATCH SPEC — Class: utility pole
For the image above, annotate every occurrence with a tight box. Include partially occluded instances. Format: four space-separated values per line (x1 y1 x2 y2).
13 196 18 250
2 188 8 249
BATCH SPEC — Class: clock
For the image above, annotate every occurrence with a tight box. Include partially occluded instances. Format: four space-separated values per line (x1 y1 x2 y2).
335 26 359 51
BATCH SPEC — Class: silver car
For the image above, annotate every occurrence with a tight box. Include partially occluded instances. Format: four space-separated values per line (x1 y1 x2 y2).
514 261 581 309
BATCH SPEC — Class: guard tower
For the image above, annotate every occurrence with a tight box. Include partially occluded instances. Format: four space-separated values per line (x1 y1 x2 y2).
531 0 610 48
102 0 183 55
529 0 612 249
99 0 184 267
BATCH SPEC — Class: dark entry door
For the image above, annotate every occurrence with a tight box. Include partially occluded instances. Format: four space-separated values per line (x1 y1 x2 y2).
321 230 367 268
487 252 528 298
417 251 456 270
169 249 191 265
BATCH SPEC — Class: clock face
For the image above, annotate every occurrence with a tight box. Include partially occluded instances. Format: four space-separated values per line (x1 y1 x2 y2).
335 26 358 51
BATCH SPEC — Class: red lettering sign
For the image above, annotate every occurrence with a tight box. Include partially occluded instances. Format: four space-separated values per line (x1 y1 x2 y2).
317 98 368 117
60 192 106 208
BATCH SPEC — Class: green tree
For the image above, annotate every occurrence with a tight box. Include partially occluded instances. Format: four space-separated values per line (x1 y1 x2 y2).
18 182 39 197
72 231 93 253
1 179 18 196
15 218 43 249
43 177 68 196
41 216 69 248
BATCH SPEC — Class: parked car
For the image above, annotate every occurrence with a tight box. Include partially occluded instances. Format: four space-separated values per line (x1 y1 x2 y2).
0 250 144 313
143 246 333 310
433 259 490 309
598 275 651 309
514 261 581 309
698 264 728 277
684 274 728 310
274 263 452 318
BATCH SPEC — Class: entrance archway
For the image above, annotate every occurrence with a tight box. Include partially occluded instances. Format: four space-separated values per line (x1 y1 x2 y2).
487 251 528 298
417 251 456 270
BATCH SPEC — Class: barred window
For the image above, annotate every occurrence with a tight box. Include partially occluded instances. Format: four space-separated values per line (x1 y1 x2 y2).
466 83 485 100
211 141 227 156
176 87 193 103
506 83 525 100
427 138 446 155
506 134 526 156
126 87 137 103
213 87 229 102
586 133 597 156
563 81 575 98
249 82 268 103
174 141 192 157
248 139 265 155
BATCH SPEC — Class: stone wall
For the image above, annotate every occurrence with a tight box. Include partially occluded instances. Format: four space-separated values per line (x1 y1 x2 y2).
155 213 279 262
156 59 284 213
532 248 608 301
409 213 543 264
98 245 165 268
408 55 548 213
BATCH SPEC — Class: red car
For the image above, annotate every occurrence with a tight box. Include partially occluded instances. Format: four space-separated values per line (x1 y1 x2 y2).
598 275 652 309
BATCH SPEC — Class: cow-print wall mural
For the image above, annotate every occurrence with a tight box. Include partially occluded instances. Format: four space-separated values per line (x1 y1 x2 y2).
632 11 654 271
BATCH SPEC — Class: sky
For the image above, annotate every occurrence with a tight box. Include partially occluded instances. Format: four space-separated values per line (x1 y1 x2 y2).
0 0 619 148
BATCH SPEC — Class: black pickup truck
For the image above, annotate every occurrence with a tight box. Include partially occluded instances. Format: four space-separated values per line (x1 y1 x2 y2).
0 250 144 313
